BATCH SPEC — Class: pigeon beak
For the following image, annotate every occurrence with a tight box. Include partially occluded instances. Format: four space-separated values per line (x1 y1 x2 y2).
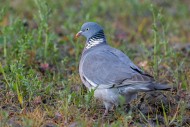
75 31 83 38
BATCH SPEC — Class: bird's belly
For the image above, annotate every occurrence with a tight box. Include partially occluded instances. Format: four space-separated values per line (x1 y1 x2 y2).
94 88 120 104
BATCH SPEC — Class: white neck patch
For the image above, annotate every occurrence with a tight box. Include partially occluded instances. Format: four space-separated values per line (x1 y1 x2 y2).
86 38 104 49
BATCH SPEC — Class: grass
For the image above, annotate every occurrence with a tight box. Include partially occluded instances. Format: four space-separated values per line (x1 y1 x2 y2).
0 0 190 126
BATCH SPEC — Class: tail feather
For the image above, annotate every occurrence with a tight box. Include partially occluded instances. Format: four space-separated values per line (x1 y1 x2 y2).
152 83 171 90
118 82 171 94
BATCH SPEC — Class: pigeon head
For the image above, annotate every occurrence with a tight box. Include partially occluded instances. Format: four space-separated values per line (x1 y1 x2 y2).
76 22 106 48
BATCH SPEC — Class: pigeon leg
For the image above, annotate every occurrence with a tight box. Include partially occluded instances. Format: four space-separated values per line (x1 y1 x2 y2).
103 108 109 117
103 101 113 117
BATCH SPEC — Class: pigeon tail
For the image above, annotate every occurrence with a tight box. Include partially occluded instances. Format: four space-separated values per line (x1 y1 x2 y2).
139 82 171 92
118 82 171 94
149 83 171 91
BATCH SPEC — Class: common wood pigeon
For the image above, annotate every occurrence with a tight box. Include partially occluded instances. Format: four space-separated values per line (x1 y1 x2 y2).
76 22 171 116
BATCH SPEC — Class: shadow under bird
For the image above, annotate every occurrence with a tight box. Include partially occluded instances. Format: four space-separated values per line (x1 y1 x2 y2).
75 22 171 116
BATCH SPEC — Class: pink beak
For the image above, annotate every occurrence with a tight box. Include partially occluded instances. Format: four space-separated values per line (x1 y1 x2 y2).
75 31 83 38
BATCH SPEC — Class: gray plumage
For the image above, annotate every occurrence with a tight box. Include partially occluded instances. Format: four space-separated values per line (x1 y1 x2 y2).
76 22 171 115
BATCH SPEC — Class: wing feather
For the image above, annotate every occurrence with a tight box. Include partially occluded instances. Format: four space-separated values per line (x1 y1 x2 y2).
81 47 154 89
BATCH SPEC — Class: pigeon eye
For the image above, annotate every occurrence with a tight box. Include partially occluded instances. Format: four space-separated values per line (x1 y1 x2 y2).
86 28 89 31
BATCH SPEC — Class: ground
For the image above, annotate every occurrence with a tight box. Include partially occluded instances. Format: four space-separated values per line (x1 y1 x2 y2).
0 0 190 126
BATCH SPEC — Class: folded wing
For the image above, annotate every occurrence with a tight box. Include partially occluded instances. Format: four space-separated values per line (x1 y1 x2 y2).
82 48 154 89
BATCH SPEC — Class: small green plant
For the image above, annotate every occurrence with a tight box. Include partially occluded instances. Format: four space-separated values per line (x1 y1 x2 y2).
84 88 95 108
2 62 42 106
0 110 9 126
161 101 169 126
0 63 9 89
0 18 45 106
0 8 9 59
34 0 52 62
150 4 163 79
